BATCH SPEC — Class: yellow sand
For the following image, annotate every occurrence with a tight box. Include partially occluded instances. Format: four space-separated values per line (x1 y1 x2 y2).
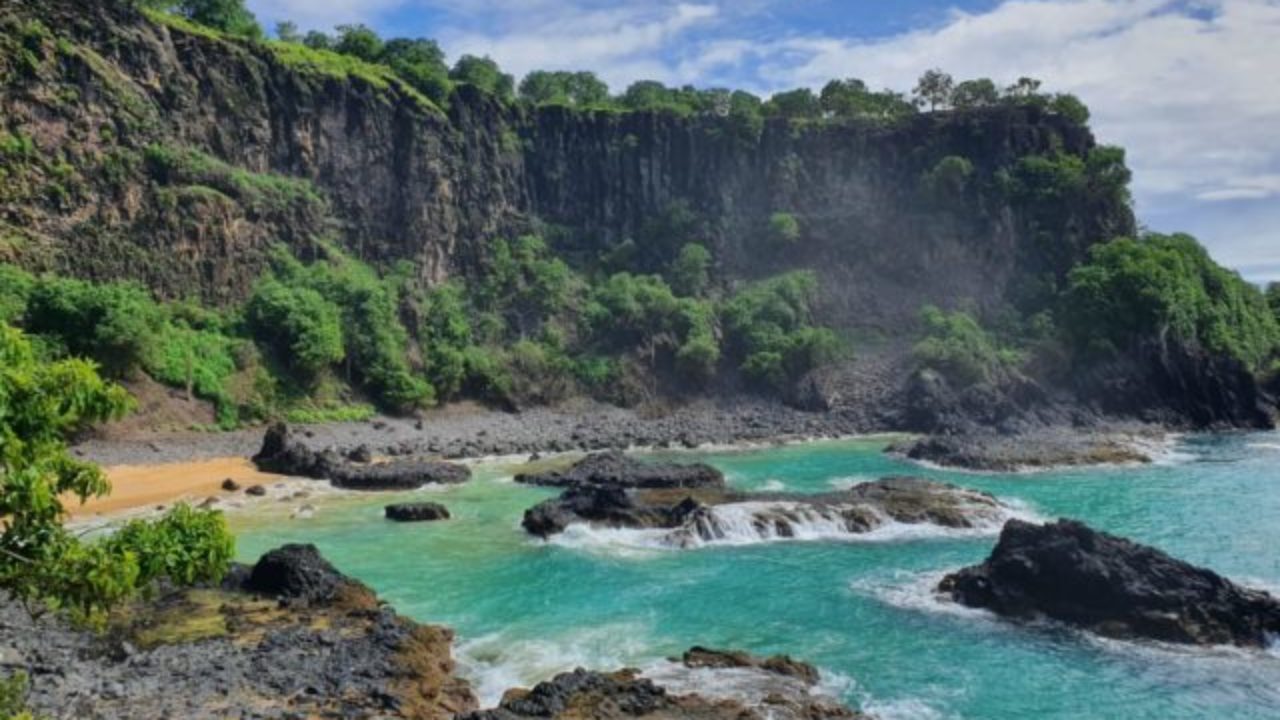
68 457 285 518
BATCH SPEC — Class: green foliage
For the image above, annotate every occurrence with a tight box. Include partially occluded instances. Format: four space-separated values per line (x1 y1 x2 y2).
0 264 34 324
1049 93 1090 124
102 503 234 588
768 212 801 244
474 236 574 336
950 78 999 109
141 0 262 38
0 671 42 720
819 78 915 120
24 276 165 377
450 55 515 100
0 324 232 622
1062 233 1280 370
332 23 383 61
722 271 840 389
246 278 345 380
263 40 438 111
764 88 821 119
144 144 323 211
1266 282 1280 320
913 69 954 111
669 243 712 297
922 155 974 198
519 71 610 107
913 305 1023 386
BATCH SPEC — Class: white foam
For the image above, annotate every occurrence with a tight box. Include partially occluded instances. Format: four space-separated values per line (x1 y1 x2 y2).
759 479 788 491
547 496 1040 556
858 696 951 720
849 570 999 624
454 623 657 707
827 475 876 490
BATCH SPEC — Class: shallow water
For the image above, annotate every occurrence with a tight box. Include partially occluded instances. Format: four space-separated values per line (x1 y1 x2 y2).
231 433 1280 719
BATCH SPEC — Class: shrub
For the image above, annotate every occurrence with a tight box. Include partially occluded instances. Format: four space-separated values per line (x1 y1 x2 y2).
669 243 711 297
922 155 974 198
913 305 1023 386
1062 233 1280 370
24 276 165 377
0 264 33 324
723 271 839 389
246 278 344 379
768 212 801 244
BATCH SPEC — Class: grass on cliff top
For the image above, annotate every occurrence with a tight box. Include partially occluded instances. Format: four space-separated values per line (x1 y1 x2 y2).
140 7 227 43
263 41 439 114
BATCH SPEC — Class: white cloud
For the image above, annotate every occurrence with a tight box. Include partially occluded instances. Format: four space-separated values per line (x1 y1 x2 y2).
441 3 719 87
245 0 406 30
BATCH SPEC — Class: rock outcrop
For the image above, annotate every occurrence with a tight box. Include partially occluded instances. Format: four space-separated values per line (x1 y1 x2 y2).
515 451 725 489
938 519 1280 647
251 423 471 489
463 648 864 720
243 542 347 606
386 502 452 522
523 470 1014 544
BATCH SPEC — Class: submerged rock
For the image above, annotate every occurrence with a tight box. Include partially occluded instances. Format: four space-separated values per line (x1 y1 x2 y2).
514 451 725 489
680 646 820 685
938 518 1280 647
386 501 452 522
523 474 1012 545
251 422 471 490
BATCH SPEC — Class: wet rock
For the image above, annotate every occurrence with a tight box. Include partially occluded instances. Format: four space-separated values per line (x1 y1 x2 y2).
220 478 240 491
938 519 1280 646
244 485 266 497
521 485 704 538
329 459 471 491
681 647 820 685
515 451 725 490
244 544 346 605
386 502 451 522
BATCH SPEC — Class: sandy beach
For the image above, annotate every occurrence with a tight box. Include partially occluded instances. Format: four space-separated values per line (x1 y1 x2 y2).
68 457 286 519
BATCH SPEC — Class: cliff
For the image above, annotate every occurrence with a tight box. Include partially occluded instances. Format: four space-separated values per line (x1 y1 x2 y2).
0 0 1133 330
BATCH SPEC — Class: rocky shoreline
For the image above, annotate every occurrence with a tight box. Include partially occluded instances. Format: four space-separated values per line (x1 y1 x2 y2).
0 544 869 720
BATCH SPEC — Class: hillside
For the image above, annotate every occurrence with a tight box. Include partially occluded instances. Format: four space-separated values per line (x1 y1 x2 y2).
1 0 1275 437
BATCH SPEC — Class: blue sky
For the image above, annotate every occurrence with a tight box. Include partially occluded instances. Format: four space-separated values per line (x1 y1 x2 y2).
245 0 1280 284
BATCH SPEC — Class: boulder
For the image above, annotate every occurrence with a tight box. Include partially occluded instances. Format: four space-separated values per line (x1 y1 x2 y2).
220 478 240 491
938 518 1280 646
514 451 724 490
386 502 451 522
244 544 347 605
347 444 373 463
521 485 704 538
330 459 471 491
245 484 267 497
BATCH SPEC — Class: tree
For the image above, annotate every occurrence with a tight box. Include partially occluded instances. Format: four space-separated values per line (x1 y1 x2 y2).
621 80 674 111
0 325 234 621
518 71 609 107
913 69 954 111
333 24 383 61
274 20 300 43
1005 76 1043 98
669 243 712 297
381 38 452 103
450 55 515 100
1268 282 1280 320
951 78 999 109
245 279 345 380
302 30 332 50
153 0 263 37
1049 93 1090 124
913 305 1022 386
764 88 821 119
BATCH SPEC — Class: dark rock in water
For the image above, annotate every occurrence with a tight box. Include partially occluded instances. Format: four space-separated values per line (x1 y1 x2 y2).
245 543 347 605
514 451 725 489
252 422 471 490
893 430 1150 472
681 647 820 685
220 478 240 491
521 485 704 538
244 484 266 497
523 474 1009 542
347 444 373 463
386 502 451 522
462 653 863 720
938 519 1280 646
330 458 471 491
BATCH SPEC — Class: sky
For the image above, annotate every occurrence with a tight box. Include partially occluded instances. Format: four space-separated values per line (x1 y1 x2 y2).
245 0 1280 284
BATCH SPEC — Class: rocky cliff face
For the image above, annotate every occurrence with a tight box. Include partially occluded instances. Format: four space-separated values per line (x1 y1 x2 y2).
0 0 1133 329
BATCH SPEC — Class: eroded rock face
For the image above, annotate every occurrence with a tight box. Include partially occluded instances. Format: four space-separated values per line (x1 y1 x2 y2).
515 451 725 490
251 423 471 490
386 502 452 522
244 543 347 606
938 519 1280 647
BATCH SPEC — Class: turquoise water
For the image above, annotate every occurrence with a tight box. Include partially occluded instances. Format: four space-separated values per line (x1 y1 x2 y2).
231 433 1280 719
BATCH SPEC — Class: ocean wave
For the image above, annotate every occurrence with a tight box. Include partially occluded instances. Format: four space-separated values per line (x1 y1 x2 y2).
858 696 952 720
547 497 1039 556
827 475 877 490
455 622 658 707
759 478 789 491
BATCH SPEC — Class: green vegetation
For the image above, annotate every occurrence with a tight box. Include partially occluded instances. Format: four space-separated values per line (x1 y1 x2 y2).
246 279 345 381
922 155 975 198
669 243 712 297
768 212 801 244
1062 233 1280 370
144 144 324 211
0 671 42 720
722 271 840 390
913 305 1024 386
0 324 233 622
140 0 262 38
1267 282 1280 321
